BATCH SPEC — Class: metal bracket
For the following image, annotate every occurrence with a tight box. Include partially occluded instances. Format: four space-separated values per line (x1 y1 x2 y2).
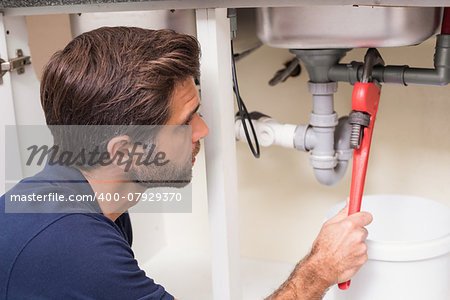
0 49 31 84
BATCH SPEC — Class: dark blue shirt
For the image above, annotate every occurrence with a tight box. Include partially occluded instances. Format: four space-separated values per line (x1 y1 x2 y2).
0 163 174 299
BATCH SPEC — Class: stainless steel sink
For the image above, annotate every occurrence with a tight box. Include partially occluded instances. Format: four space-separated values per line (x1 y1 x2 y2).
256 6 442 49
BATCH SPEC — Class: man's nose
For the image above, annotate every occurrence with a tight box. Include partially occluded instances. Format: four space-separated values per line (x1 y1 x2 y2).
191 114 209 142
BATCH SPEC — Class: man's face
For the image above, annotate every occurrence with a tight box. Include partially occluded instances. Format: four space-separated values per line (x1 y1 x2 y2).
165 77 209 165
129 77 209 188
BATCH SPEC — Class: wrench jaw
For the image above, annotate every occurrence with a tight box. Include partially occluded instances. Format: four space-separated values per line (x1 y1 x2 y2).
349 111 371 149
361 48 385 84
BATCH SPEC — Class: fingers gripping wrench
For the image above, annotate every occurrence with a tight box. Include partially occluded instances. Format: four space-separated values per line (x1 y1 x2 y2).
338 49 384 290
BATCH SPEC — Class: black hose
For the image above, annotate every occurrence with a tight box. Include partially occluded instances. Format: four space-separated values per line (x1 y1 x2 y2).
230 40 260 158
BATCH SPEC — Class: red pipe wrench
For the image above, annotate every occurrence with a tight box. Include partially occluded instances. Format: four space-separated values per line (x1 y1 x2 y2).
339 48 384 290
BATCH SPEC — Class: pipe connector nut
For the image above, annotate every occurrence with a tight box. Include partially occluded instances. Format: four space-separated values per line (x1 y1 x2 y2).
309 154 338 169
310 112 338 127
294 124 309 151
308 81 338 95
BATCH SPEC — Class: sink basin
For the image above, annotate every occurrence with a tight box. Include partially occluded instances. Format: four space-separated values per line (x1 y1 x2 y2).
256 6 442 49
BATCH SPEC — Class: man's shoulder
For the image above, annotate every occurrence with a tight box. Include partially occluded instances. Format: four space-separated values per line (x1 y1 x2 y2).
0 165 130 270
0 181 104 258
0 208 125 297
0 209 122 264
3 212 171 300
0 214 148 298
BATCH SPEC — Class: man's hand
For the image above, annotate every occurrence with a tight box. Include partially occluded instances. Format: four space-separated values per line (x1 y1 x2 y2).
266 203 373 300
309 204 373 285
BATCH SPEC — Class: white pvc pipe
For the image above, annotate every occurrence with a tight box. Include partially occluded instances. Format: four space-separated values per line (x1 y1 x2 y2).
235 117 297 148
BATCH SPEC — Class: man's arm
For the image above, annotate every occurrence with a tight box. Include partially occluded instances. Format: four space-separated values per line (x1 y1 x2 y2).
266 204 373 300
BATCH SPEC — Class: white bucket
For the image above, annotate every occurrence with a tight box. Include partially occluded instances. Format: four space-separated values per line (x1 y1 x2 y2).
322 194 450 300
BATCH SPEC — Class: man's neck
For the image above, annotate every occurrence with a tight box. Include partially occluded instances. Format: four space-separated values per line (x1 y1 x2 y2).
79 167 147 222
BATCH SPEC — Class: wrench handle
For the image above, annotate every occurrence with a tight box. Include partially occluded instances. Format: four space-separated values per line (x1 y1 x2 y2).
338 142 367 290
340 82 380 290
339 281 351 290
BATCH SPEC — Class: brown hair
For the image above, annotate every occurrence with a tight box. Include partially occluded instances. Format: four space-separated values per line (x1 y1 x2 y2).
39 27 200 170
41 26 200 126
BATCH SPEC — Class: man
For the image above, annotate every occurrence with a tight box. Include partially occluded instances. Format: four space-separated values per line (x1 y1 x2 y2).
0 27 372 300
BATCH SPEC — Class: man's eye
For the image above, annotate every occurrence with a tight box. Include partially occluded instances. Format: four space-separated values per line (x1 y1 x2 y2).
198 113 204 119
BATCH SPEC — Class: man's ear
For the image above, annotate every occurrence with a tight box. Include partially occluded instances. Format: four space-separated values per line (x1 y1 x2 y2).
107 135 131 169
